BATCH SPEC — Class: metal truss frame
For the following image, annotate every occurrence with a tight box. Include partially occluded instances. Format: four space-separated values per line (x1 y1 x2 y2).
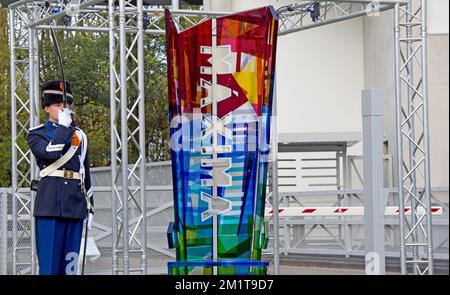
276 0 407 35
8 0 432 275
394 0 435 275
108 0 147 275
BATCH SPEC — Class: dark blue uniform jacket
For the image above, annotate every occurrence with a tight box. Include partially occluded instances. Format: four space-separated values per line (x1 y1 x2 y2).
27 120 94 220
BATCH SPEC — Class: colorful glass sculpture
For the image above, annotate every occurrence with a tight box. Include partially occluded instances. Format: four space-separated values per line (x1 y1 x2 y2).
165 6 278 275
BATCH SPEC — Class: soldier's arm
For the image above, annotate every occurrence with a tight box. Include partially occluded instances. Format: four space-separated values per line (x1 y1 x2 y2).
84 148 94 214
27 125 73 161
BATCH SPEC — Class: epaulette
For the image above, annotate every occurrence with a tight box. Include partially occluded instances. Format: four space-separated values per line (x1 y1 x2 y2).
28 124 44 132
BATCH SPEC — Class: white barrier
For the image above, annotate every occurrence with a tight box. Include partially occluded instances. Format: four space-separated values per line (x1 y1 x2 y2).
265 207 443 217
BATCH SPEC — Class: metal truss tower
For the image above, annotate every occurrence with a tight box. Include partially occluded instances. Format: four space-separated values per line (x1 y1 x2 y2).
8 0 432 275
108 0 147 275
394 0 434 275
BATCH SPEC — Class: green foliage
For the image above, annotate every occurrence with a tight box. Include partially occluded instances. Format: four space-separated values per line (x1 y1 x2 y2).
75 102 110 167
0 9 12 187
144 35 170 162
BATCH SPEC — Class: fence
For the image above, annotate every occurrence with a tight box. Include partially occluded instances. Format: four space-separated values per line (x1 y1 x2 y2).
0 159 448 274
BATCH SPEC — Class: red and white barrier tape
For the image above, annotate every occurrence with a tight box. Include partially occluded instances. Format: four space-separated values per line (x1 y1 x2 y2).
265 206 443 217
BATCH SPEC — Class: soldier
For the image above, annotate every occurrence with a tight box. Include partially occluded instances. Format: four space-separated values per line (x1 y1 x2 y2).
27 80 94 275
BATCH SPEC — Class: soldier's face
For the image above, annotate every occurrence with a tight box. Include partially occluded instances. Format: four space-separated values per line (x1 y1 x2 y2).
45 102 64 122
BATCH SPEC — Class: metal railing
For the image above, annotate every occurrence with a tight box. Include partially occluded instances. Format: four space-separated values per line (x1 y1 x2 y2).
1 164 447 275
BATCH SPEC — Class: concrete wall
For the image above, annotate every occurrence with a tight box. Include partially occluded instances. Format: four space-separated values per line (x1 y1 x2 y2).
206 0 448 187
202 0 232 11
427 35 449 188
230 0 366 155
362 10 397 181
427 1 450 188
428 0 450 34
362 2 449 188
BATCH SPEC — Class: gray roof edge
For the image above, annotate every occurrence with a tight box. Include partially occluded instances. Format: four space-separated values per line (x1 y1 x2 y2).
278 132 362 147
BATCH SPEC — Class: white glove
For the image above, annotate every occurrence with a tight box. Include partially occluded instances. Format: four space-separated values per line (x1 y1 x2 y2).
58 108 73 127
87 213 94 230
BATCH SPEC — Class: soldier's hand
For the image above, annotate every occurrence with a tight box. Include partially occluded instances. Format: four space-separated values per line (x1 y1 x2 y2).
58 108 73 127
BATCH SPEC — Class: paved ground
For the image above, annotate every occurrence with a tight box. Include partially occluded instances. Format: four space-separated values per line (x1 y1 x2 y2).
82 252 449 275
84 257 412 275
279 264 398 275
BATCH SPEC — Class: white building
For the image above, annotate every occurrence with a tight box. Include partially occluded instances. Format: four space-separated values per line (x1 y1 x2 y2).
204 0 449 190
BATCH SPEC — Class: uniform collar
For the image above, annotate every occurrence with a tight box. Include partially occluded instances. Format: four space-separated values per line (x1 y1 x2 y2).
46 119 59 129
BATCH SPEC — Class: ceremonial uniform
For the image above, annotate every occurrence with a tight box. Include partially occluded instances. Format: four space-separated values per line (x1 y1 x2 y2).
27 80 94 275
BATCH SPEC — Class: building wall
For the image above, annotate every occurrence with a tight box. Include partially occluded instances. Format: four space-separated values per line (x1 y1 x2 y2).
207 0 449 187
428 0 450 35
362 10 397 181
202 0 232 11
427 35 449 188
230 0 366 155
427 0 449 188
